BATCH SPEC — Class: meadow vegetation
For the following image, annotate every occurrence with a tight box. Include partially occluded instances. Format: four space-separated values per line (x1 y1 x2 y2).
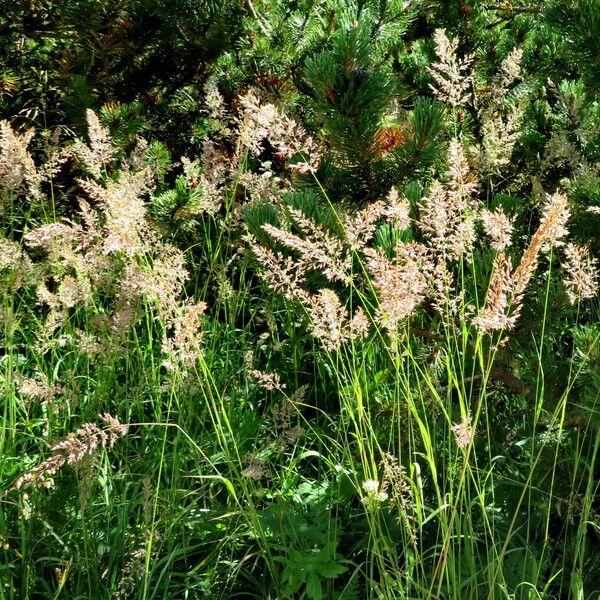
1 1 600 598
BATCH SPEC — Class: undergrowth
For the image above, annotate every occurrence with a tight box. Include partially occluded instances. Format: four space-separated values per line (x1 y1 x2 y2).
1 5 600 600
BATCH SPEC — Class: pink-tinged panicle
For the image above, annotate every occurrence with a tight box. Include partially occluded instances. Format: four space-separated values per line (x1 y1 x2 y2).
0 238 34 290
452 415 474 449
123 244 188 310
428 29 473 108
79 169 154 256
349 306 370 339
511 191 570 317
419 140 479 261
261 206 352 285
495 48 523 92
430 258 463 319
181 143 231 216
115 536 153 600
13 414 128 492
478 104 523 175
99 412 129 438
472 252 515 333
161 299 207 370
70 110 117 178
384 187 411 229
18 373 62 404
539 191 571 253
0 120 43 202
204 80 226 122
245 233 308 301
24 222 81 256
480 208 514 252
306 288 369 351
237 89 320 174
0 238 29 271
561 243 598 304
239 171 288 205
250 369 287 392
380 453 416 535
474 191 571 333
343 188 411 251
344 200 388 251
241 455 270 480
447 138 479 202
364 242 431 338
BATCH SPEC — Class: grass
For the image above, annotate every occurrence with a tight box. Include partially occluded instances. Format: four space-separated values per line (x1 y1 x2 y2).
1 108 600 600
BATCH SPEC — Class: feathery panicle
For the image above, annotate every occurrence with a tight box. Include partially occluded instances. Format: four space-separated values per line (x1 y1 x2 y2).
204 80 226 122
0 120 43 202
344 188 411 251
115 537 152 600
419 140 478 260
495 48 523 92
344 200 388 251
70 110 117 178
250 369 287 392
472 252 514 333
18 373 62 404
365 242 431 338
380 453 416 535
24 222 81 255
262 207 352 284
124 244 189 310
200 141 230 213
239 170 288 205
478 103 523 175
245 233 308 301
475 191 570 333
79 169 154 256
0 237 34 289
429 29 473 108
385 187 412 229
306 289 369 351
561 243 598 304
451 415 474 449
480 208 514 252
511 191 570 318
447 137 479 201
0 238 28 271
237 89 320 174
474 46 523 177
13 414 128 492
161 299 207 370
241 455 270 480
484 47 524 109
430 257 463 319
181 142 230 216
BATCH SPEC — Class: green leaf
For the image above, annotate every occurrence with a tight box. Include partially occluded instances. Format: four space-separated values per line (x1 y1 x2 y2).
316 562 348 579
306 572 323 600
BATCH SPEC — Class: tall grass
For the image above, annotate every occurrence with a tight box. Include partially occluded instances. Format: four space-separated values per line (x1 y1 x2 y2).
1 88 600 600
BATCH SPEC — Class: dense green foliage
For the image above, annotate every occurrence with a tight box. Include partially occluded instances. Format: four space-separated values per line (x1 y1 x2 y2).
1 1 600 599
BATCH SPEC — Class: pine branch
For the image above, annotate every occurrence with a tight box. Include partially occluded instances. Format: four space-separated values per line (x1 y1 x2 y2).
244 0 271 36
485 3 540 13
